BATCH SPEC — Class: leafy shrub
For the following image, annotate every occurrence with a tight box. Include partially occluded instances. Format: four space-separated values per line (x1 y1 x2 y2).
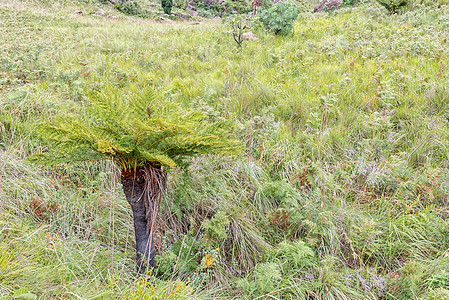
376 0 408 13
258 1 300 35
197 0 250 17
225 0 251 14
342 0 365 6
162 0 173 14
259 0 272 10
411 0 446 7
115 0 142 16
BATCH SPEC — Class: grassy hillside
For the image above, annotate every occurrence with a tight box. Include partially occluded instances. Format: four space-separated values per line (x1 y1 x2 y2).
2 0 449 298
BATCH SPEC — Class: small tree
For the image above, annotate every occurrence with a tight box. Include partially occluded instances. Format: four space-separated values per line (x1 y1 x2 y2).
228 15 255 48
30 86 241 274
161 0 173 14
258 1 300 36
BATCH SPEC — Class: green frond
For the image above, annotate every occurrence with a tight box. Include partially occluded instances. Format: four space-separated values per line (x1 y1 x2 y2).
30 85 242 170
28 148 109 166
137 148 177 168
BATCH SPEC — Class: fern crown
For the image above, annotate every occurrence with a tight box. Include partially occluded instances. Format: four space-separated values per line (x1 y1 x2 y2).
31 86 242 171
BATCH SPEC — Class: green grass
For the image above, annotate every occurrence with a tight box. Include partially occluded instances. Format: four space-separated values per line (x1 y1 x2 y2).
2 0 449 298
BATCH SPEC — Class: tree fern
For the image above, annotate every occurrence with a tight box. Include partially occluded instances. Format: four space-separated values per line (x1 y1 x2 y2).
29 84 242 274
30 85 242 171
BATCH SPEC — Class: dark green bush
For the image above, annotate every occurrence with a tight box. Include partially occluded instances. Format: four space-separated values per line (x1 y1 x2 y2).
376 0 408 13
342 0 365 6
196 0 251 17
162 0 173 14
115 0 142 16
258 1 300 35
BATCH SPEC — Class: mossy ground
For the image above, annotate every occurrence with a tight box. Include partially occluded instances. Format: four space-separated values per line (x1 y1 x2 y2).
1 0 449 298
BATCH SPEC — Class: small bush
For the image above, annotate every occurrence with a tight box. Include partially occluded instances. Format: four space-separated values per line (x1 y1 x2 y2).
342 0 366 6
258 1 300 35
414 0 446 7
197 0 251 17
115 0 142 16
225 0 251 14
376 0 408 13
162 0 173 14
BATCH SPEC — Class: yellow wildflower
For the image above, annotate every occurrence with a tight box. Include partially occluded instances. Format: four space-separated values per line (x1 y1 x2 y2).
202 253 214 269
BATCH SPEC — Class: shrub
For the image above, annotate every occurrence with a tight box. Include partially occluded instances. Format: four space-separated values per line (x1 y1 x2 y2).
258 1 300 35
161 0 173 14
225 0 251 14
115 0 142 16
342 0 365 6
376 0 408 14
414 0 446 7
197 0 251 17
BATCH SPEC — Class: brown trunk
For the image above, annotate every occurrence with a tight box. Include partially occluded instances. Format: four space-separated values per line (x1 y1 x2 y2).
121 163 166 275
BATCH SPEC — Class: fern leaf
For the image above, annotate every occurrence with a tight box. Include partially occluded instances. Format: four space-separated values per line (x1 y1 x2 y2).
30 86 242 171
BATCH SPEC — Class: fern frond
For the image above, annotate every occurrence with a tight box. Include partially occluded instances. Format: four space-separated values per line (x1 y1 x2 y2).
28 148 109 166
137 148 177 168
30 86 242 170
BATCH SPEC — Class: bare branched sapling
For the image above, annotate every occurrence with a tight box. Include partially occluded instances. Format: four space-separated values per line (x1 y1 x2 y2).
229 15 255 47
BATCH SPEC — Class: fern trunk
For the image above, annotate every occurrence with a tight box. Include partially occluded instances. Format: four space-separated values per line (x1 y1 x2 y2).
121 163 166 275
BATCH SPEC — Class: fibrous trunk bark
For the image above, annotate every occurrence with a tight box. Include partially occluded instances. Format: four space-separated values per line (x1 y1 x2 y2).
121 163 166 275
